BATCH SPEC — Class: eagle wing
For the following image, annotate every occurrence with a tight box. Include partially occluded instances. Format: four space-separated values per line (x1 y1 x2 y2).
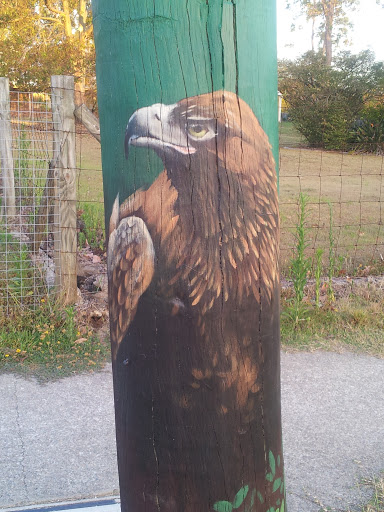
108 197 155 354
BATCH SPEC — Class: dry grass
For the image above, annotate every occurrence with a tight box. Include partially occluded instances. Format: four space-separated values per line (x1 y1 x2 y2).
361 475 384 512
75 132 384 273
341 474 384 512
76 131 104 204
280 147 384 271
281 277 384 358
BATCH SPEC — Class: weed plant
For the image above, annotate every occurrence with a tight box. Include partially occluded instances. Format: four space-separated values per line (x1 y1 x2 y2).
285 193 312 325
327 201 336 303
281 192 384 357
314 248 324 308
77 202 105 251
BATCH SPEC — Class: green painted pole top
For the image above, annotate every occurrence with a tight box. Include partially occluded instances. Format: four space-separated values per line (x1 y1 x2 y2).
93 0 277 219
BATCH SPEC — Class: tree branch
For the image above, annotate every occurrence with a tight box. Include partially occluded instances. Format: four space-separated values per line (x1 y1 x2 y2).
39 17 63 24
44 0 64 17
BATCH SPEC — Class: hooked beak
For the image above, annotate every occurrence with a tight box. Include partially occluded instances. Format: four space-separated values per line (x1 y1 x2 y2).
124 103 196 159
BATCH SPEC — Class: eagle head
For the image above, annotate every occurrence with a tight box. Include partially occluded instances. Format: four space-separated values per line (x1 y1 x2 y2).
125 90 274 179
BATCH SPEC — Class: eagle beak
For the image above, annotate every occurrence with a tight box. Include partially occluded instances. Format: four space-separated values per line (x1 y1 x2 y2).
125 111 147 159
124 103 196 159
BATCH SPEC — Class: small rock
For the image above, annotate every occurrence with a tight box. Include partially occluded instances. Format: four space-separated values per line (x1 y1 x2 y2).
78 262 97 278
76 287 84 305
75 337 87 344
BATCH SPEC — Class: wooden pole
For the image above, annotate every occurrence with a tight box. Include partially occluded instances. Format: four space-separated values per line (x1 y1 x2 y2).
0 77 16 220
51 75 77 304
93 2 285 511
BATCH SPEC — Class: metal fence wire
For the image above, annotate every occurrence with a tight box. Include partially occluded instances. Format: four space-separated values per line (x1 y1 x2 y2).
0 88 61 311
1 83 383 315
278 108 384 274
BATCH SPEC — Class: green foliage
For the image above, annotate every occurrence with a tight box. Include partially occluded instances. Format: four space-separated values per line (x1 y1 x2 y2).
285 193 312 324
281 286 384 357
279 50 384 150
0 0 95 100
77 202 105 251
0 231 36 308
0 295 109 378
213 486 249 512
286 0 359 64
327 202 336 303
212 452 285 512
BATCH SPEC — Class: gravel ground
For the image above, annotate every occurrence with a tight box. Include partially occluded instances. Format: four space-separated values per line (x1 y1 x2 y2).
1 351 383 511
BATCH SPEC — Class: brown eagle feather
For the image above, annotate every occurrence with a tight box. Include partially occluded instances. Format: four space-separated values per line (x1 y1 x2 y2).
108 90 279 419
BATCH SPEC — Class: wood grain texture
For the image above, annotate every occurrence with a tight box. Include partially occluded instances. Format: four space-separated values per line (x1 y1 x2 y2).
51 75 77 305
0 77 16 219
74 104 101 142
93 2 284 511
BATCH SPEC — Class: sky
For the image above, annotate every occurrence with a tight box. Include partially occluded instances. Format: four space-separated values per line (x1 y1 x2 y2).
276 0 384 62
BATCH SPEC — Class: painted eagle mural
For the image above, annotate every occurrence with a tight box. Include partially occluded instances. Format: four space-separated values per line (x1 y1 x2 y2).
108 91 284 512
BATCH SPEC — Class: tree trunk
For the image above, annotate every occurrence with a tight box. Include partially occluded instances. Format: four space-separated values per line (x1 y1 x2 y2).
62 0 73 38
93 2 285 511
322 0 334 65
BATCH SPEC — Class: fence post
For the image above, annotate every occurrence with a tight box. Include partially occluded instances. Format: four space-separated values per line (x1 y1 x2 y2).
51 75 77 304
0 77 16 220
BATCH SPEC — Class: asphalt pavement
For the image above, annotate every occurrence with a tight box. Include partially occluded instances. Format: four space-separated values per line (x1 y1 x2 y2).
1 351 383 512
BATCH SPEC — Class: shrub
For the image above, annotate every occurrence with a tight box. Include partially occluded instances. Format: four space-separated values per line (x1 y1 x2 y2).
350 105 384 154
279 50 384 150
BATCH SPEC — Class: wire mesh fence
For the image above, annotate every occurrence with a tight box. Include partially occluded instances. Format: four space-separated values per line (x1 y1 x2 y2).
1 81 383 315
75 111 105 254
0 86 60 311
278 110 384 275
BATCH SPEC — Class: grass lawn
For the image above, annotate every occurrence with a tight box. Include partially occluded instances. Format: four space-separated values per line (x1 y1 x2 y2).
75 131 384 273
279 146 384 271
278 120 307 147
281 282 384 358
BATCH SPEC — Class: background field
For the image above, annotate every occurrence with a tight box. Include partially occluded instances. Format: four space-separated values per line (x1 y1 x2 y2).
76 122 384 274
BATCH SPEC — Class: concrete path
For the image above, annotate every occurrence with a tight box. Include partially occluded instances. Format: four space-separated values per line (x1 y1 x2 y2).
0 352 383 512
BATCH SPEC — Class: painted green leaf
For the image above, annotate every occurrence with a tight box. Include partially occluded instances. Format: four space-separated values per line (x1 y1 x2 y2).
213 501 233 512
277 455 281 467
250 489 256 508
232 485 249 508
257 491 264 504
281 499 285 512
266 508 276 512
280 480 285 494
269 451 276 476
266 472 274 482
273 478 282 493
276 499 281 506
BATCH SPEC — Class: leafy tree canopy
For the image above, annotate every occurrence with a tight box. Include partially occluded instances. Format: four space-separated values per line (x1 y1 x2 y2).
286 0 381 65
0 0 95 104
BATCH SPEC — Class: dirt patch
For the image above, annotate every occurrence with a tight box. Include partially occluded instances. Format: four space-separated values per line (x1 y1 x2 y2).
76 247 110 344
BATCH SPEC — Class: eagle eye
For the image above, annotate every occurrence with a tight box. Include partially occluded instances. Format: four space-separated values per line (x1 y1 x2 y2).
187 124 208 139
